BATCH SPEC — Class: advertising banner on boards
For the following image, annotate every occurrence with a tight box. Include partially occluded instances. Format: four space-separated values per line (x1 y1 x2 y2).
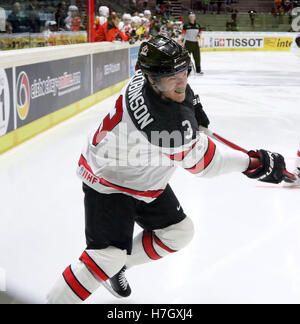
199 32 295 51
15 55 91 128
129 46 139 77
0 68 14 137
93 49 129 94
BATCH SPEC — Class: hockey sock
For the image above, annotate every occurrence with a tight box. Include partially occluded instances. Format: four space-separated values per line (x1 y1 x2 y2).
47 246 127 304
126 217 194 269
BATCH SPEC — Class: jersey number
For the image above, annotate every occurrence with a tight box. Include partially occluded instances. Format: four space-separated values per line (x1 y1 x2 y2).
92 95 123 146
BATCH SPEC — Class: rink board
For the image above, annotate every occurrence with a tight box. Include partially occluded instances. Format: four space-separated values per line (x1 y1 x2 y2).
0 79 128 154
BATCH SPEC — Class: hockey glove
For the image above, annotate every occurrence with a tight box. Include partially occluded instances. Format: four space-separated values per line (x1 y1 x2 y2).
193 95 210 128
244 150 286 184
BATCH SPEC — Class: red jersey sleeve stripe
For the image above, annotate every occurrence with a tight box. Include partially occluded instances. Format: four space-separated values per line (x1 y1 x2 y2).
153 234 177 253
165 141 198 161
297 151 300 157
62 265 91 301
186 138 216 174
80 251 109 281
142 231 161 260
79 155 164 198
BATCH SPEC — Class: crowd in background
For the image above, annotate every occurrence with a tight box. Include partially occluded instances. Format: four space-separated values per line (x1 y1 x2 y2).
0 1 86 34
272 0 300 17
1 0 300 41
91 5 187 44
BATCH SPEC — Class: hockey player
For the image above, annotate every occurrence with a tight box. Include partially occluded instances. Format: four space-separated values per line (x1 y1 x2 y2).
160 20 175 39
94 6 109 41
96 6 109 26
119 13 132 35
65 5 83 31
94 13 128 43
180 12 203 75
47 36 286 304
144 9 152 21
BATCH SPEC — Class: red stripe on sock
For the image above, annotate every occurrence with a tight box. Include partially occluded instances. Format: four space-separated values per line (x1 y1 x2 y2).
62 265 91 301
80 251 109 281
142 231 161 260
153 234 177 253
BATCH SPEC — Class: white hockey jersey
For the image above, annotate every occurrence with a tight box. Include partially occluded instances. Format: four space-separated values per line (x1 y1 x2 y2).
77 70 250 203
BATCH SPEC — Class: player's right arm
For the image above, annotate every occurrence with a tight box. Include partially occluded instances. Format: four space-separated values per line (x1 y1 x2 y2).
161 132 250 178
160 132 285 184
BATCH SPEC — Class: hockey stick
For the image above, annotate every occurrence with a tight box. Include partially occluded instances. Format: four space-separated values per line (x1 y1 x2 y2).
199 126 296 182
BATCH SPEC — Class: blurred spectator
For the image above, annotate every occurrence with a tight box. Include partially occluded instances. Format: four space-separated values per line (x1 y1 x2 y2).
210 0 216 13
173 21 183 37
248 9 257 28
130 0 137 12
274 0 283 6
149 16 161 37
216 0 223 14
7 2 30 33
26 0 41 33
160 20 175 38
231 8 238 25
226 18 237 31
55 2 68 31
165 1 172 18
225 0 232 13
160 3 169 19
94 5 110 40
119 13 132 34
0 6 5 32
202 0 211 14
43 20 58 38
155 4 162 16
65 5 84 31
144 10 152 20
95 13 128 42
138 17 148 36
143 0 149 10
97 6 110 25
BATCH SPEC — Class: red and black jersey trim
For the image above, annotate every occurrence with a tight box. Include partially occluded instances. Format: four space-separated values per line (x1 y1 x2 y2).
186 138 216 174
142 231 177 260
62 265 91 301
78 155 164 198
80 251 109 282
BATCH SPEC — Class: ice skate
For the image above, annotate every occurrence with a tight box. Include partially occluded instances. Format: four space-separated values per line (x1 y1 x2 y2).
101 266 131 298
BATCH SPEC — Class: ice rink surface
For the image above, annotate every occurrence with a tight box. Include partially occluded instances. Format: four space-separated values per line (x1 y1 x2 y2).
0 51 300 304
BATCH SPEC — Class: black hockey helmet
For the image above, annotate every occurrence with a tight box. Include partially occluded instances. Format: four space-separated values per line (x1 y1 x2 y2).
296 36 300 48
137 35 191 79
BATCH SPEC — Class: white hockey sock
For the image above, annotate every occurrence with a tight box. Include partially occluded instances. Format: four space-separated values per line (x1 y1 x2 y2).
126 217 194 269
47 246 127 304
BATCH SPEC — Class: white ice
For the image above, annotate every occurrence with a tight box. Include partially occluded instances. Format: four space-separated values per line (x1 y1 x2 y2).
0 51 300 304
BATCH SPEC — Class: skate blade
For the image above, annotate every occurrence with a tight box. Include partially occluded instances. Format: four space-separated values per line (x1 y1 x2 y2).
100 280 123 299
